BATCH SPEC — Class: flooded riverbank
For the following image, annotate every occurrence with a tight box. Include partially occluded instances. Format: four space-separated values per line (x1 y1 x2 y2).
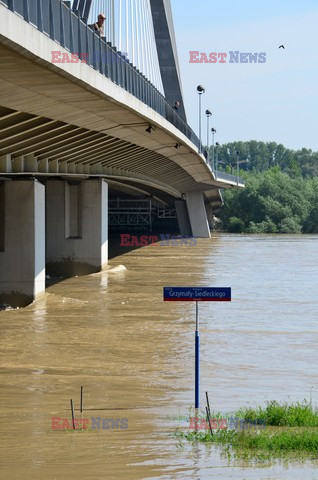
0 234 318 479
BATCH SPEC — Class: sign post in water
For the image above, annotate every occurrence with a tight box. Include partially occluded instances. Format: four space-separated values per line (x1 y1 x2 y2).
163 287 231 409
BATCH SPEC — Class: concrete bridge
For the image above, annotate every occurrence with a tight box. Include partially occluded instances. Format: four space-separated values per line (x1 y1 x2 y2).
0 0 244 307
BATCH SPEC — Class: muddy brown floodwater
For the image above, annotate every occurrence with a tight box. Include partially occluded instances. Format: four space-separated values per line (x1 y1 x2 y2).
0 234 318 479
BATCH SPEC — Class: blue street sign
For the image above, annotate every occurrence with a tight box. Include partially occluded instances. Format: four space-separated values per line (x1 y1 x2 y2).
163 286 232 409
163 287 231 302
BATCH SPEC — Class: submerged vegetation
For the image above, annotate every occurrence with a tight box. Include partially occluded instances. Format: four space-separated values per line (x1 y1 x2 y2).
210 141 318 234
174 401 318 460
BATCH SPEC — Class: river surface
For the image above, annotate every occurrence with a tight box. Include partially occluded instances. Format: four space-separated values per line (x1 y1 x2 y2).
0 234 318 479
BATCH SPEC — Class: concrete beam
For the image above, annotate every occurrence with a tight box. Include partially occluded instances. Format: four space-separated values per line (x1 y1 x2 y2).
49 159 59 173
12 156 24 173
38 158 49 173
24 154 38 172
0 154 12 173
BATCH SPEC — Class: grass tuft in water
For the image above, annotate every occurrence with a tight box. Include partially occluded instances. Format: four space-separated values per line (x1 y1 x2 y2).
174 427 318 459
235 400 318 427
173 401 318 460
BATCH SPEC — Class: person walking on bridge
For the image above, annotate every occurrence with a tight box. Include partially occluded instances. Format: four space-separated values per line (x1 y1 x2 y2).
94 13 106 37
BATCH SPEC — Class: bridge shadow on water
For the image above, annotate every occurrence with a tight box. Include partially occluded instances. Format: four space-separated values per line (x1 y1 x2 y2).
0 230 180 308
44 229 179 290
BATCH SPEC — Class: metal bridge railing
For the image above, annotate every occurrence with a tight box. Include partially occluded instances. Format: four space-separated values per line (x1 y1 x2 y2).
109 199 156 213
1 0 201 151
214 171 245 185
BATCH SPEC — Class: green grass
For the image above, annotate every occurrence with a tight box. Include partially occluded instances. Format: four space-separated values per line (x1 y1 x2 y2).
174 427 318 460
169 400 318 426
234 400 318 427
173 401 318 460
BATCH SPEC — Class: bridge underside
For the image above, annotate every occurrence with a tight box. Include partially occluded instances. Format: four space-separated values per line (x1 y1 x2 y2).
0 104 214 205
0 7 237 307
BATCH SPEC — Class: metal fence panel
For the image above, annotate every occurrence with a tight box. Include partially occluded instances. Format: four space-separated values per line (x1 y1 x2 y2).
13 0 23 16
42 1 50 36
51 0 61 43
29 1 37 26
70 12 79 54
61 5 70 50
86 27 94 67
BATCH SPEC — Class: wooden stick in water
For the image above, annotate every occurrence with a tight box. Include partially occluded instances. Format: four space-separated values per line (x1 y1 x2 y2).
80 386 83 413
206 406 213 437
205 391 211 418
70 399 75 430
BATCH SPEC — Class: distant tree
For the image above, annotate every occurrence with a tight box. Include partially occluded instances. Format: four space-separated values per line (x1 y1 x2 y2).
279 217 302 234
220 161 316 234
208 140 318 178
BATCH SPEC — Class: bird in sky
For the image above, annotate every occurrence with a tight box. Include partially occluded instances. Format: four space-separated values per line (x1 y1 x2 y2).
279 45 285 49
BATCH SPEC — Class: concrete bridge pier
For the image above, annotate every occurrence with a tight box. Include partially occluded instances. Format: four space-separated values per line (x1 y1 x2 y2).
46 179 108 277
205 203 214 230
175 200 192 236
0 179 46 307
185 192 211 238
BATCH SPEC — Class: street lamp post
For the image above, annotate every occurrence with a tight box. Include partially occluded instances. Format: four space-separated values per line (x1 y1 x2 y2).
211 128 216 171
197 85 205 153
229 156 247 184
215 142 220 172
234 154 249 185
205 110 212 164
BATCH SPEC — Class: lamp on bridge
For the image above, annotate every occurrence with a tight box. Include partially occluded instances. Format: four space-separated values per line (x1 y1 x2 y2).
211 128 217 171
215 142 220 172
234 151 249 185
197 85 205 154
236 151 240 184
146 124 155 134
205 109 212 165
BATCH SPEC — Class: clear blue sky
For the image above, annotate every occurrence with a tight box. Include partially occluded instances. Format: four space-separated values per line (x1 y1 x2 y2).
171 0 318 151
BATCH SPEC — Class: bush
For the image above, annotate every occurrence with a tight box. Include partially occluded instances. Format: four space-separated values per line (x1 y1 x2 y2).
227 217 245 233
221 167 316 234
279 217 302 234
247 218 278 234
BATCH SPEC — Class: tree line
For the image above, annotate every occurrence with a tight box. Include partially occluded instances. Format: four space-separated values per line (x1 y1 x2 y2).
210 141 318 233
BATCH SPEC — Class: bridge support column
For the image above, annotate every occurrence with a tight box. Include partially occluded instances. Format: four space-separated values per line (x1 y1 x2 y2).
185 192 211 238
46 179 108 277
0 179 45 307
175 200 192 236
205 203 214 229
